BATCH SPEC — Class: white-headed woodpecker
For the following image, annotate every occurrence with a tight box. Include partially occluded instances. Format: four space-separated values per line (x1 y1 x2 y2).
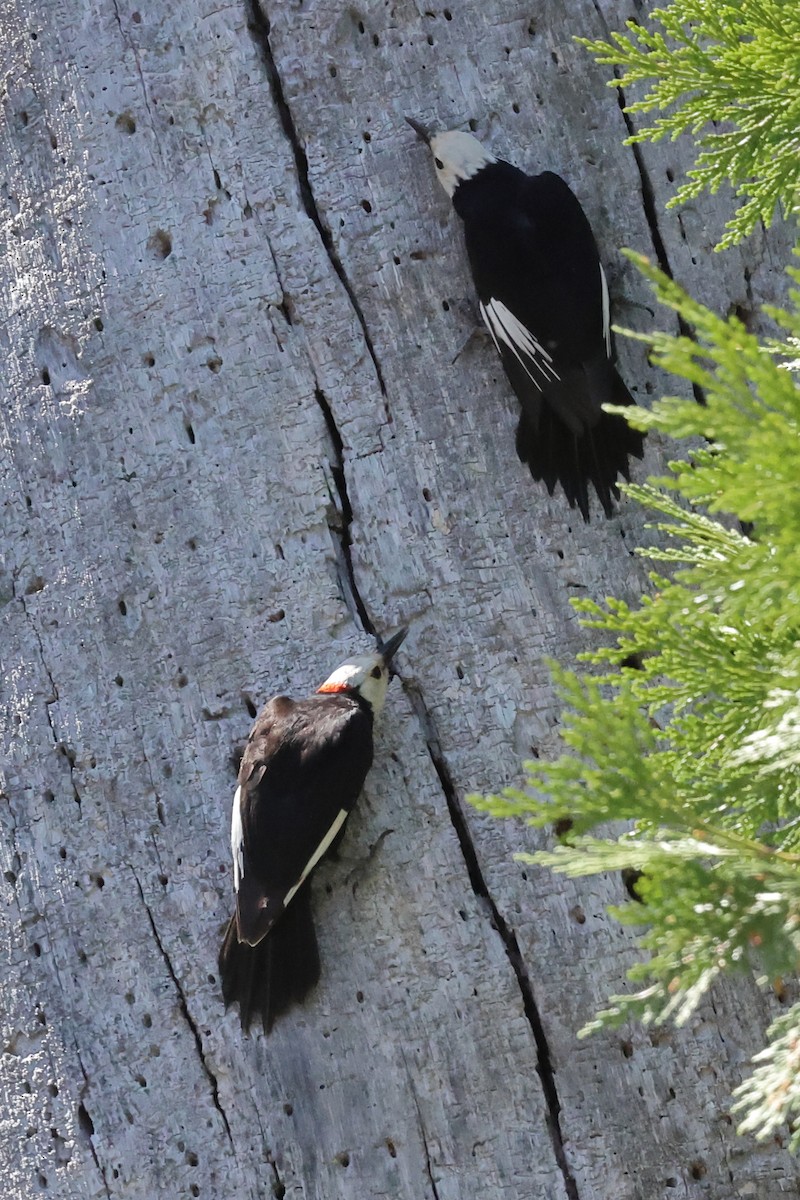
219 627 408 1033
407 120 644 521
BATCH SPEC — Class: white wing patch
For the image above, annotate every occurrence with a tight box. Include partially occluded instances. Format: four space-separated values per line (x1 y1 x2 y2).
600 263 611 356
480 298 561 392
282 808 350 910
231 785 244 893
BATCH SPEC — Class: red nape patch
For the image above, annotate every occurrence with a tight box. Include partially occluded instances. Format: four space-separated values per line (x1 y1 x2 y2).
316 681 350 694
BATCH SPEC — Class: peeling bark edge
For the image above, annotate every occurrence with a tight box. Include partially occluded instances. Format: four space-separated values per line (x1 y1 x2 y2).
403 684 580 1200
245 0 390 406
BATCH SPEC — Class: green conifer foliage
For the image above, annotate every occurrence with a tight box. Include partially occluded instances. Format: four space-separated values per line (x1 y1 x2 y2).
580 1 800 248
472 258 800 1145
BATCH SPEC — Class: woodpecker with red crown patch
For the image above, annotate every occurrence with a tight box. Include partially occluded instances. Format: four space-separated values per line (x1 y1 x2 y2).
219 627 408 1033
407 119 644 521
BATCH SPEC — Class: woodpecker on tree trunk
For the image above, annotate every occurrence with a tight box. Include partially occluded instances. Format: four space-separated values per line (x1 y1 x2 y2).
219 627 408 1033
407 119 644 521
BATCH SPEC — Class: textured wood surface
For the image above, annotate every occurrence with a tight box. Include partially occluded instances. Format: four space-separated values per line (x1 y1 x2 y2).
1 1 797 1197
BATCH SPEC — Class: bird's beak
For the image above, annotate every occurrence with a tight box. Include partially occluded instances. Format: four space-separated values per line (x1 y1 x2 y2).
405 117 432 146
378 626 409 664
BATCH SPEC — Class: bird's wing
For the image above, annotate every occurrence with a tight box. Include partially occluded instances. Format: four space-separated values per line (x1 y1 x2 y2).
479 297 561 394
231 696 374 945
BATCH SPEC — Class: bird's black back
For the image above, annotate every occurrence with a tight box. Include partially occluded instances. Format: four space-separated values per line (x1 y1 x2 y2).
452 160 644 519
237 692 374 904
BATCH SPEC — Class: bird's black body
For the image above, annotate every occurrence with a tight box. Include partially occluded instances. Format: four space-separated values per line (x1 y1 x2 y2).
219 690 375 1033
453 161 644 519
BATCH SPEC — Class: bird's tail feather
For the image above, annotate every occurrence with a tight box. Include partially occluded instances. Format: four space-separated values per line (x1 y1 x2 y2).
219 884 320 1034
516 360 644 521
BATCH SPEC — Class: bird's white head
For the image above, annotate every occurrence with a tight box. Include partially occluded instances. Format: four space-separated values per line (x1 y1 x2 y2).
316 627 408 714
407 120 496 199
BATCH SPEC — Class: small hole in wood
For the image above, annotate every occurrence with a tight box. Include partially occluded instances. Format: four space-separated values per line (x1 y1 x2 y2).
147 229 172 259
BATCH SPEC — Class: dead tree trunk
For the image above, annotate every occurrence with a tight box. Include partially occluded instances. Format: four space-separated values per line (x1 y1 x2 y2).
0 1 795 1197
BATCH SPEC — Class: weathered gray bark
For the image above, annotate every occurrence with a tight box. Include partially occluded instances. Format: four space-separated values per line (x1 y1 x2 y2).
1 1 796 1197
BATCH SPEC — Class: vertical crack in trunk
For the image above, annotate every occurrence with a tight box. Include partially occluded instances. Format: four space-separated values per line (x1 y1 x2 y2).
401 1051 442 1200
267 1153 286 1199
314 386 376 637
613 83 706 406
403 683 580 1200
590 1 705 405
245 0 389 408
18 593 82 814
75 1054 112 1198
132 871 234 1146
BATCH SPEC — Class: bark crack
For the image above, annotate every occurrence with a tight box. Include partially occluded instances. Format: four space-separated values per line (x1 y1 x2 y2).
75 1053 112 1198
612 80 706 408
402 684 580 1200
314 385 375 636
401 1050 442 1200
17 591 82 814
590 0 705 405
266 1152 286 1199
111 0 155 125
131 871 234 1146
244 0 390 408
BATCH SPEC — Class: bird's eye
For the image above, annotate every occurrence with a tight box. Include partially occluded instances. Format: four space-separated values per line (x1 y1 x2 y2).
370 666 382 679
434 157 444 170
